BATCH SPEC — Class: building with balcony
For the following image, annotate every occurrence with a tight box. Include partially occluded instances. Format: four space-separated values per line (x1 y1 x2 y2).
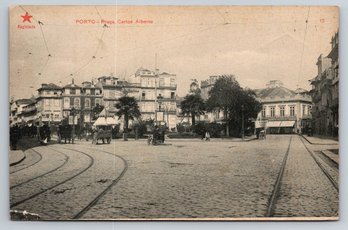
96 75 123 115
255 80 312 134
10 98 37 126
36 83 63 123
62 79 103 126
328 31 339 136
127 67 177 129
310 31 339 136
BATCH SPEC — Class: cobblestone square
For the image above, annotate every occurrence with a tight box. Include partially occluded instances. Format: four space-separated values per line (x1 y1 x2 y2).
9 135 339 220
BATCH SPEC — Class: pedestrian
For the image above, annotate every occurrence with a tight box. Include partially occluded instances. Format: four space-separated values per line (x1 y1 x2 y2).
153 126 159 145
205 131 210 141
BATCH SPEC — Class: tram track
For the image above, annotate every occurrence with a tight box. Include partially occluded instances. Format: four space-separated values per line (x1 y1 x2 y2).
10 144 128 220
10 148 43 174
10 147 95 209
265 136 292 217
58 146 128 219
10 147 69 189
299 136 339 192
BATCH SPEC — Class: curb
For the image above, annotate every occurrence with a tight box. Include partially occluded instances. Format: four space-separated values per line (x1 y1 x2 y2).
300 135 338 145
320 150 339 167
9 150 26 166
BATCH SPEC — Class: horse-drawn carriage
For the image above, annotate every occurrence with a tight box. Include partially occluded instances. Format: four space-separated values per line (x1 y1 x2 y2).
92 125 112 144
58 124 73 143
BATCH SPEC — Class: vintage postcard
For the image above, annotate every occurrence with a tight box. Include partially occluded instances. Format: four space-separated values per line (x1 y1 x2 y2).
9 5 339 220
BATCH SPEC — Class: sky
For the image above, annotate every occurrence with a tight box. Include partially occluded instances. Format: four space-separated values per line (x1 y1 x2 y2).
9 5 339 100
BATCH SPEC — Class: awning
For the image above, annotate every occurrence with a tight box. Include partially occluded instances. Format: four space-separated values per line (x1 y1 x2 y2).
266 120 295 128
279 121 295 127
266 121 282 127
93 117 118 126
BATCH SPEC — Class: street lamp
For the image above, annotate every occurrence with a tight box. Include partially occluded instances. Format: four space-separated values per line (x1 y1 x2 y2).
49 113 53 127
241 105 245 141
157 94 163 111
157 94 163 125
70 107 76 144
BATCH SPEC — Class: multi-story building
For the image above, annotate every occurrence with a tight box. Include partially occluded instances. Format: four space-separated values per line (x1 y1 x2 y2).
36 83 63 123
96 75 123 115
21 99 38 124
255 80 312 134
62 79 103 126
10 98 37 126
81 81 103 124
200 75 233 124
127 67 177 129
310 31 339 136
328 31 339 136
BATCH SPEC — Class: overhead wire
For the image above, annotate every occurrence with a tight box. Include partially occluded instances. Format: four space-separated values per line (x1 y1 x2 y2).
297 7 311 88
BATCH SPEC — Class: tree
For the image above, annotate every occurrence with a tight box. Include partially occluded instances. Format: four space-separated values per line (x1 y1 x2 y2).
206 75 261 137
180 94 205 126
189 79 201 95
115 96 141 141
92 104 104 121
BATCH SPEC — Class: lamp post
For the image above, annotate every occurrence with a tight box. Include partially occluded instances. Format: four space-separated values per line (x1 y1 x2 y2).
49 113 53 127
70 107 76 144
157 94 163 125
241 105 245 141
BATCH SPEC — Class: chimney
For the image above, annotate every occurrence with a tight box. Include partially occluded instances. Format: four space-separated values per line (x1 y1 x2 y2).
72 78 75 86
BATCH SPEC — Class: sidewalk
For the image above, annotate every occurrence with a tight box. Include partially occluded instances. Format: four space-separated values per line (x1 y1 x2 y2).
301 135 339 145
321 150 339 165
9 150 26 166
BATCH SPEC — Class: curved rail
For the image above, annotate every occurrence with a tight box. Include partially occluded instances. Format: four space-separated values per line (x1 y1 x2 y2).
10 148 94 208
71 147 128 219
10 147 69 189
10 148 43 174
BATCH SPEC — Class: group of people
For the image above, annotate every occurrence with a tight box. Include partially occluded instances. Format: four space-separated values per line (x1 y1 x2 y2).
10 123 51 150
149 125 166 145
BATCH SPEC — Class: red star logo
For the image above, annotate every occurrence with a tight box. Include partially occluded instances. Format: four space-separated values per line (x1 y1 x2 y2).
21 12 32 23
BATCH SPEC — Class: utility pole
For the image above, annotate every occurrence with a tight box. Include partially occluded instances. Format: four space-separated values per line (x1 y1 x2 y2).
154 53 158 124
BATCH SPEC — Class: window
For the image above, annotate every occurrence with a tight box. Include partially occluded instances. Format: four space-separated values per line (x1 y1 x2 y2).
70 89 76 95
308 106 312 115
85 99 90 108
270 107 275 117
262 107 266 117
279 106 285 117
159 78 164 87
171 92 175 99
95 98 100 105
170 78 175 86
142 92 146 100
290 106 295 116
108 90 115 98
84 114 90 122
54 114 59 119
45 99 50 106
64 98 70 108
54 99 60 107
74 98 80 108
85 89 90 95
302 105 306 116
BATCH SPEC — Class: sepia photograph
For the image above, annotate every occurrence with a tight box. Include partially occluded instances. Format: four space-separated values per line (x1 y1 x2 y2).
9 5 339 220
